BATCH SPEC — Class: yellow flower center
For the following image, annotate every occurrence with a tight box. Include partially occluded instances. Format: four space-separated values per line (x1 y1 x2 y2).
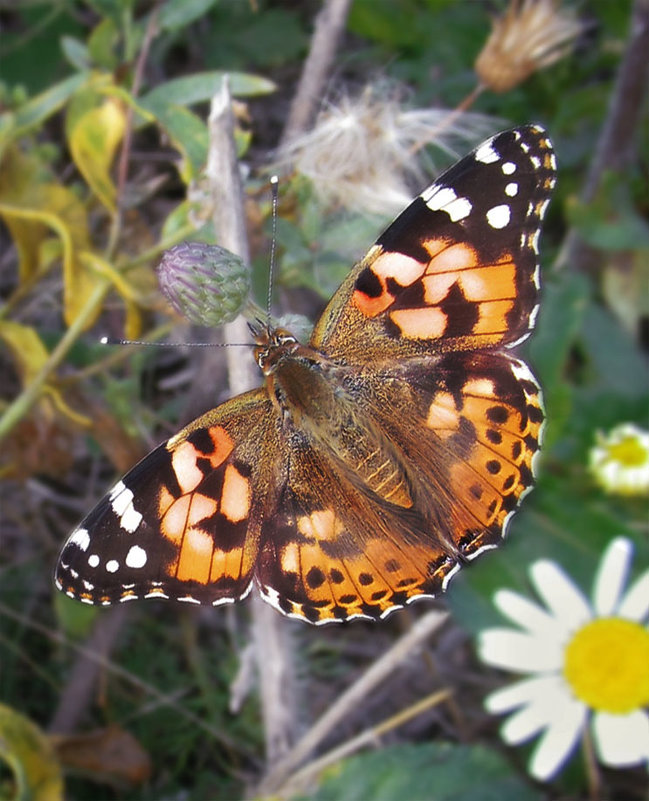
563 618 649 714
606 436 648 468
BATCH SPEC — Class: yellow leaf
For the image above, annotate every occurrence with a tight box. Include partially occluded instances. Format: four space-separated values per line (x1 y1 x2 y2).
0 321 91 427
0 703 64 801
79 251 143 339
0 147 89 283
69 98 126 213
0 202 97 327
0 320 49 383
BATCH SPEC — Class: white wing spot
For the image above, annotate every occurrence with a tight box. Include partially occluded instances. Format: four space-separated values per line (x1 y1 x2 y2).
530 155 541 168
88 554 100 568
529 303 540 329
422 184 456 208
502 161 516 175
505 182 518 197
486 204 511 229
125 544 147 569
421 185 472 221
106 559 119 573
474 141 500 164
178 596 201 604
531 229 541 254
109 481 143 534
445 196 472 221
70 528 90 552
538 198 550 219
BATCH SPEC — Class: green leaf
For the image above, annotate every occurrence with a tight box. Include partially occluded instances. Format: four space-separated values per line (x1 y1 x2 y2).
527 269 588 445
53 592 99 639
87 17 120 69
566 172 649 250
139 71 275 115
299 742 542 801
579 303 649 402
202 7 307 69
158 0 221 30
10 73 88 140
146 104 208 182
60 36 90 70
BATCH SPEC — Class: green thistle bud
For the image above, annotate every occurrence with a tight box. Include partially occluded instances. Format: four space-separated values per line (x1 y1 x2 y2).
157 241 250 326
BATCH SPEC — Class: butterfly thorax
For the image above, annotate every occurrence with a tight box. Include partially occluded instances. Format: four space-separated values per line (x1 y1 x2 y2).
255 325 414 509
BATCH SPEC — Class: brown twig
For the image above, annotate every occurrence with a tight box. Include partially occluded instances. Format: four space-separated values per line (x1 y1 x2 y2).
278 687 453 799
108 6 160 260
256 609 448 796
49 606 130 734
280 0 352 147
206 79 298 767
562 0 649 274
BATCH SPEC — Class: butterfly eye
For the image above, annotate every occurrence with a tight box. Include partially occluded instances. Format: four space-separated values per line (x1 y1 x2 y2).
277 333 297 345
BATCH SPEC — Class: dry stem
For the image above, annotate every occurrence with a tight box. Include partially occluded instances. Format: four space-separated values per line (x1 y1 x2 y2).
256 609 448 796
207 79 297 767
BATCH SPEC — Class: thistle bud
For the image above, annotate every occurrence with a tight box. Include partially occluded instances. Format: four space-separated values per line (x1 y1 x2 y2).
157 241 250 326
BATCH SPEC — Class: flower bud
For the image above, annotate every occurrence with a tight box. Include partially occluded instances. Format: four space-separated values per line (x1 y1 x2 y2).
157 241 250 326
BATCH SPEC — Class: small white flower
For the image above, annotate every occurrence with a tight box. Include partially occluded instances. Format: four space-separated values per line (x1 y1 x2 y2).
478 537 649 781
589 423 649 497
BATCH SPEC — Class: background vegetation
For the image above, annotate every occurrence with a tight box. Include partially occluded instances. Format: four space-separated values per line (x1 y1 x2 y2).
1 1 647 800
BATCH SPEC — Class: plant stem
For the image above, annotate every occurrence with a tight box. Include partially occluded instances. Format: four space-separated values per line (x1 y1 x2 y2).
0 279 110 444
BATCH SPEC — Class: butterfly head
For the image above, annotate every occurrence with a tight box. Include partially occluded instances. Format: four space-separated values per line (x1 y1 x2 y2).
252 323 300 376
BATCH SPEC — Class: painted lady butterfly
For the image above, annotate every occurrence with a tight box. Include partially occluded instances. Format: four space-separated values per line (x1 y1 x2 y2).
56 125 556 624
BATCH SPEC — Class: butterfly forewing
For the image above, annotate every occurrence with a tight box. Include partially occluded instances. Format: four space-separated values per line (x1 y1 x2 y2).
311 125 556 362
56 125 555 622
56 390 278 606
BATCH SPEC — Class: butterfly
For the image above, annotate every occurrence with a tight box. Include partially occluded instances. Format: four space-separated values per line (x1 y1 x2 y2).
56 125 556 624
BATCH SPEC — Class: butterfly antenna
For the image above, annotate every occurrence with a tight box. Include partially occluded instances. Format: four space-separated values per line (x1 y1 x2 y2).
266 175 279 329
100 337 252 348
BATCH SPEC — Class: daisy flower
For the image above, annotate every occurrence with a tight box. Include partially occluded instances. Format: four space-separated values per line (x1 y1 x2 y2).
478 537 649 781
589 423 649 497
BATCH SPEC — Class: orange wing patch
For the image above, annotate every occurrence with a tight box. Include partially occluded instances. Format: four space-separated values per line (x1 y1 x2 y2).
261 520 455 624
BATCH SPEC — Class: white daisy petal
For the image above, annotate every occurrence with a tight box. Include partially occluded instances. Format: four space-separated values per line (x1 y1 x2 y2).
494 589 563 640
479 628 563 672
486 674 566 715
593 537 633 616
528 697 587 781
593 710 649 767
530 560 592 632
618 569 649 622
